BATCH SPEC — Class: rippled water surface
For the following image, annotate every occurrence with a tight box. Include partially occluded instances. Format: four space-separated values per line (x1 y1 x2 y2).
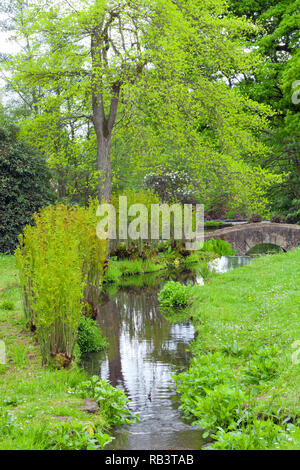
82 256 251 450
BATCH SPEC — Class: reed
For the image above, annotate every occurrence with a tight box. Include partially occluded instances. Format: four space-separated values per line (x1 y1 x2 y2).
15 202 107 365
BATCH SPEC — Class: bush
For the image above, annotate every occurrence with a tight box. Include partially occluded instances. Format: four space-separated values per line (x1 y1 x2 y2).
270 215 282 223
143 167 197 204
77 316 107 354
158 281 192 308
284 200 300 224
15 203 107 365
0 114 54 253
201 238 236 256
248 213 262 223
0 301 14 311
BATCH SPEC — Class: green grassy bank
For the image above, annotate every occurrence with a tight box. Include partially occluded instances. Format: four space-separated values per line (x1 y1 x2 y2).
0 255 134 450
174 248 300 449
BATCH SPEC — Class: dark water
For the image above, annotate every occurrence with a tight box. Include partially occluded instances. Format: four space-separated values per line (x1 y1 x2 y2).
82 256 251 450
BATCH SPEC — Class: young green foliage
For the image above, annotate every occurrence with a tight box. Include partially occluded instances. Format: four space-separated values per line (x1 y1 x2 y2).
15 203 107 364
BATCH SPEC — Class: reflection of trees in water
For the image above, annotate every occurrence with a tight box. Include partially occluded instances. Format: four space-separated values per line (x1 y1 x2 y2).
147 339 192 370
118 291 169 342
97 286 195 389
97 295 127 390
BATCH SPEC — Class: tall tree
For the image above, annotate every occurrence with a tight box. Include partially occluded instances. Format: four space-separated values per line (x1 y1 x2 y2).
4 0 278 209
6 0 155 200
228 0 300 209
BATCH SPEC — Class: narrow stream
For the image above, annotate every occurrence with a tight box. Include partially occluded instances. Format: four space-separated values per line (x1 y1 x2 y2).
82 256 251 450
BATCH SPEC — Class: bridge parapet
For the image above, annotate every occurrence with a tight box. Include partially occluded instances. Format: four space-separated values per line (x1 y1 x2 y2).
204 222 300 255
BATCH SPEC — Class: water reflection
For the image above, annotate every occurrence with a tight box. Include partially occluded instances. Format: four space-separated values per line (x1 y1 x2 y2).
208 255 252 274
82 282 204 450
82 256 252 450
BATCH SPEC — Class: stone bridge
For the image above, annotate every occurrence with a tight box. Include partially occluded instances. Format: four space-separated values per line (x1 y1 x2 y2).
204 222 300 255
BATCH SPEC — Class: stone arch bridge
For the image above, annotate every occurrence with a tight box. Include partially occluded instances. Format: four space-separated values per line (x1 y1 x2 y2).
204 222 300 255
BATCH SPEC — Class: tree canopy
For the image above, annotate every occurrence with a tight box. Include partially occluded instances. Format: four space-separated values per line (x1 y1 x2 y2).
0 0 297 218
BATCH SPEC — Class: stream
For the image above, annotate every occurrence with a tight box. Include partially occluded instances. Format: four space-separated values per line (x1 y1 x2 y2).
82 255 251 450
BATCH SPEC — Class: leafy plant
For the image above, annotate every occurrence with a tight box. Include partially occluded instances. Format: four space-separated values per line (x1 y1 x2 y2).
77 316 107 354
208 419 290 450
174 352 245 432
241 346 281 386
197 261 215 281
190 384 247 432
158 281 192 308
201 238 236 256
46 421 112 450
77 376 138 427
0 301 14 311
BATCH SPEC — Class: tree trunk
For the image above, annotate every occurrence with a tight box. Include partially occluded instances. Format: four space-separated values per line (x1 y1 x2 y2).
96 130 112 202
91 26 120 203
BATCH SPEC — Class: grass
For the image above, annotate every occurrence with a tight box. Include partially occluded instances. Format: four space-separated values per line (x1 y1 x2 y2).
104 257 165 284
175 248 300 449
104 249 217 288
0 254 129 450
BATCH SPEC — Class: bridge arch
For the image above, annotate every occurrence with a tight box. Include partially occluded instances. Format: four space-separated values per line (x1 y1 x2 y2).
204 222 300 256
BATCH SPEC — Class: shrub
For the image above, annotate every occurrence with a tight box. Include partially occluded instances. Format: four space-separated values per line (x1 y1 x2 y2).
158 281 192 308
0 114 54 253
279 199 300 224
77 316 107 354
270 215 282 223
285 207 300 224
248 213 262 223
0 301 14 311
201 238 236 256
15 203 107 365
143 167 197 204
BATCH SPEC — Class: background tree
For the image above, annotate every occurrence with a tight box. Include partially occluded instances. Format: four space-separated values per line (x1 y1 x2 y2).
0 110 54 253
2 0 283 216
228 0 300 216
